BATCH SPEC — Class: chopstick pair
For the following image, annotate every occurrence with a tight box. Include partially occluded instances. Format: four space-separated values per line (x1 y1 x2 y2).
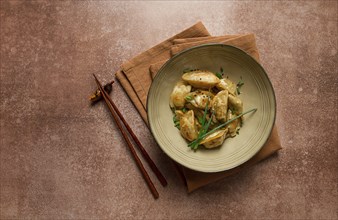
93 74 167 199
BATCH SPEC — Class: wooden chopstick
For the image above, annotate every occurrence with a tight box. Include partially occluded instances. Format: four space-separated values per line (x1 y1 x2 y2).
93 74 159 199
94 81 167 187
93 75 167 187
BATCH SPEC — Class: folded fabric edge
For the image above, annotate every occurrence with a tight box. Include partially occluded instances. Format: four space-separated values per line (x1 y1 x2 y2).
173 35 242 45
115 70 149 124
149 59 168 79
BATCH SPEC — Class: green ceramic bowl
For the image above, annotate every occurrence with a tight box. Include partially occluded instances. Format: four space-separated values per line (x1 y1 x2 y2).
147 44 276 173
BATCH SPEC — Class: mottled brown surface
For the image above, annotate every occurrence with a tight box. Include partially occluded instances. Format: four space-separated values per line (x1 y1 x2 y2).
0 1 337 219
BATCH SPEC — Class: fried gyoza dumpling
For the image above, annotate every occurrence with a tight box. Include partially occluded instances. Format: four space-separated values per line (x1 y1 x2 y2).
182 70 220 89
226 110 241 137
200 129 228 148
216 78 237 95
170 81 192 109
228 94 243 114
185 90 214 110
179 110 198 141
212 90 229 123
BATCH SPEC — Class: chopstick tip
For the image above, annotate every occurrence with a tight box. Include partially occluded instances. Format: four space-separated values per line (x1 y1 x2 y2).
93 74 101 87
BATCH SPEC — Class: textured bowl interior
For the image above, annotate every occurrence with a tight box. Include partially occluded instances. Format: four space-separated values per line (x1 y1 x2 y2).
147 44 276 173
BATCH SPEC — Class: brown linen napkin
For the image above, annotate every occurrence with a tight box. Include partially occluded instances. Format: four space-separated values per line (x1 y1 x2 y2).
116 22 282 192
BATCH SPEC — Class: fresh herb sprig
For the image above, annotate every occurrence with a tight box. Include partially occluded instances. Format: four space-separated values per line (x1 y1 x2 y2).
236 76 244 95
185 95 193 101
188 108 257 150
215 67 224 79
190 111 214 150
173 114 180 129
215 72 222 79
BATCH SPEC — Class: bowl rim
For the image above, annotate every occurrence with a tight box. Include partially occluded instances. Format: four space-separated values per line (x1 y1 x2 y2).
147 43 277 173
